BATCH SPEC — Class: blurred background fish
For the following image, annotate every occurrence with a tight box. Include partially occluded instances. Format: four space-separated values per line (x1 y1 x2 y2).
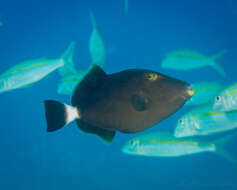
0 42 75 93
161 49 226 77
89 11 106 67
57 70 85 95
124 0 129 15
122 132 236 162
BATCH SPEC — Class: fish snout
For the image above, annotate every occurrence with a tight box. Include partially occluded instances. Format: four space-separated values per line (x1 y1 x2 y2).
185 85 195 100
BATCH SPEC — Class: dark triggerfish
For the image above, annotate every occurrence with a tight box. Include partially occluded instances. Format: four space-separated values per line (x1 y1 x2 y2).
44 64 194 143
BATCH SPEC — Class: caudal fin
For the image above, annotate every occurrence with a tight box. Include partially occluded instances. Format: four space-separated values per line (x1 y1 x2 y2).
58 41 77 76
210 50 227 77
212 63 226 77
44 100 80 132
214 132 237 163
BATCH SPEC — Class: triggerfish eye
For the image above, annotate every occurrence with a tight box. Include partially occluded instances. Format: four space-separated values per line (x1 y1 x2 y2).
145 73 159 81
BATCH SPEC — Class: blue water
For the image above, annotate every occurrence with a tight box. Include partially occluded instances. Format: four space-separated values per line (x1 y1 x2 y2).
0 0 237 189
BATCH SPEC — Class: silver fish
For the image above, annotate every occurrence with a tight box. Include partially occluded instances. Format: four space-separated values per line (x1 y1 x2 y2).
161 49 226 76
122 132 236 162
175 104 237 137
185 81 223 106
213 82 237 112
0 42 75 93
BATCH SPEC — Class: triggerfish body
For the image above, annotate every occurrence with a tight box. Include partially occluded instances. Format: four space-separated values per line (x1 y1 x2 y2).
174 104 237 138
0 42 75 94
44 64 193 143
213 82 237 112
161 49 226 77
89 11 106 67
122 132 237 162
185 81 223 106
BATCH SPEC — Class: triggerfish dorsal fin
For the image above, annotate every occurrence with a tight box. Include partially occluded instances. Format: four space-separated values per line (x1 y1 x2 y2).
71 64 107 109
76 120 115 143
214 132 237 163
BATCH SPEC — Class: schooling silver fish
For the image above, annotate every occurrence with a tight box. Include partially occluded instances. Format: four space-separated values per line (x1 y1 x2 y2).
213 82 237 112
161 49 226 77
174 104 237 138
0 42 75 93
122 132 236 162
185 81 223 106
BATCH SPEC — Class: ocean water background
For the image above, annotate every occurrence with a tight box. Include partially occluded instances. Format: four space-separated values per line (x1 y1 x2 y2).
0 0 237 189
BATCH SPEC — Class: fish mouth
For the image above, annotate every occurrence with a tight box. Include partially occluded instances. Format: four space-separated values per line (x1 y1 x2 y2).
184 85 194 100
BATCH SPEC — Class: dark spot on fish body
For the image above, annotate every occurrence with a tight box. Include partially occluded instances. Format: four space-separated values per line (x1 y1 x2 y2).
131 92 152 112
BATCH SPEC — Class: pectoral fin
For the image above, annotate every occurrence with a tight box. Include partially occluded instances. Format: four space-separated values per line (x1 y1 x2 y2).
131 92 152 112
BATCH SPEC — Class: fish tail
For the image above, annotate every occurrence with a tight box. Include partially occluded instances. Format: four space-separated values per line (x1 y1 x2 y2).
210 50 227 77
44 100 80 132
89 10 97 29
211 63 226 77
57 80 78 96
214 132 237 163
211 50 227 61
58 41 77 76
124 0 128 15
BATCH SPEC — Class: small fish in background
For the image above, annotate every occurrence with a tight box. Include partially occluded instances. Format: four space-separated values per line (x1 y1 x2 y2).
185 81 223 106
122 132 236 162
89 11 106 67
0 21 3 27
0 41 75 94
57 70 85 96
124 0 129 15
174 104 237 138
44 64 193 143
161 49 227 77
213 82 237 112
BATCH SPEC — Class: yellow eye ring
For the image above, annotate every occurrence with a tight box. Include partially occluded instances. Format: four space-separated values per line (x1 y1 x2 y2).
145 73 159 81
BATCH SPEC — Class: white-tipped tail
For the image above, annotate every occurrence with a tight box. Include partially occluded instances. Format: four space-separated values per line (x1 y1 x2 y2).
65 104 80 125
44 100 80 132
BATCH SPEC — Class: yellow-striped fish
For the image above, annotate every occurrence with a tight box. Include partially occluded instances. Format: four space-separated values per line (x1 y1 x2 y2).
175 104 237 137
213 82 237 112
122 132 236 162
185 81 223 106
0 42 75 94
161 49 226 77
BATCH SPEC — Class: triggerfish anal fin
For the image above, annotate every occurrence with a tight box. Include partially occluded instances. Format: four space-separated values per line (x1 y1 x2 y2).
210 50 227 77
76 120 116 143
71 64 107 110
214 132 237 163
